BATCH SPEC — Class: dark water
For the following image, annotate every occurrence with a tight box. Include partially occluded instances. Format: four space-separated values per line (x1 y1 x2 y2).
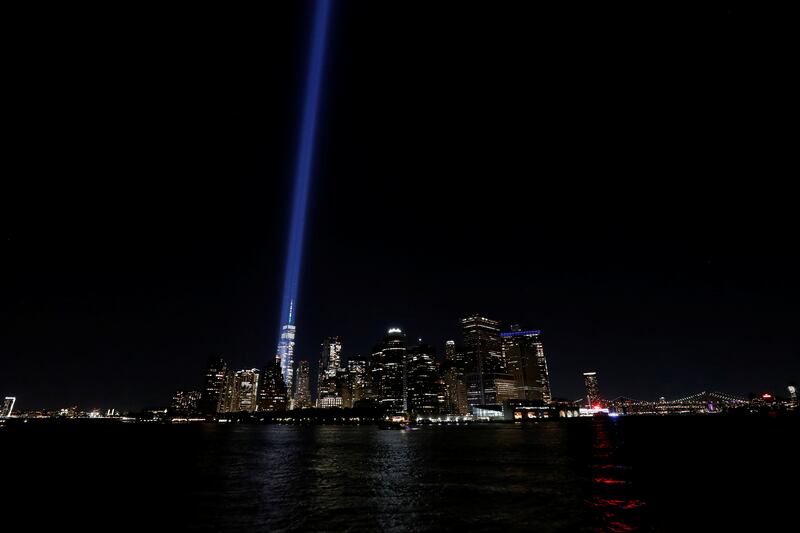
2 417 797 532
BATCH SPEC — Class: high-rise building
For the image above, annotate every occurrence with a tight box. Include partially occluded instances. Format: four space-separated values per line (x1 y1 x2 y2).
218 371 237 413
169 390 201 415
407 344 442 415
276 301 296 392
2 397 15 418
258 360 288 412
788 384 797 408
347 358 368 404
377 328 407 412
462 315 503 407
319 337 342 378
445 340 456 360
233 369 260 413
293 360 312 409
200 356 229 414
317 337 343 408
441 340 468 415
367 345 384 401
584 372 601 408
501 327 552 403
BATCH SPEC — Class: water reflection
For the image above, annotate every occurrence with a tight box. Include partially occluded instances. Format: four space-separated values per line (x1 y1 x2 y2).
586 418 650 532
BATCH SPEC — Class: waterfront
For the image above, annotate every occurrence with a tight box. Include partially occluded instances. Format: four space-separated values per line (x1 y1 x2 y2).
2 417 797 532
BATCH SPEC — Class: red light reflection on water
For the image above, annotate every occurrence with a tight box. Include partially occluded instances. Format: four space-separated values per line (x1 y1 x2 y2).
593 477 628 485
587 419 649 532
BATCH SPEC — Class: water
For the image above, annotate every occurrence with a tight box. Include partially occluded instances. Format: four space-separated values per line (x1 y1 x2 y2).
2 417 797 532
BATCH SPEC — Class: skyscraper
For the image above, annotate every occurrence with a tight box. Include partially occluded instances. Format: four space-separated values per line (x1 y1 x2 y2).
407 343 441 415
584 372 601 408
258 360 288 412
462 315 503 407
317 337 343 408
276 300 296 390
200 356 229 415
218 371 237 413
319 336 342 378
378 328 407 412
293 360 312 409
501 327 552 403
445 339 456 361
234 369 260 413
347 358 368 405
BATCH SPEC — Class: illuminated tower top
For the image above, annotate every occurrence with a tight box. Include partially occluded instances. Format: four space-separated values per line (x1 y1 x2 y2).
583 372 601 408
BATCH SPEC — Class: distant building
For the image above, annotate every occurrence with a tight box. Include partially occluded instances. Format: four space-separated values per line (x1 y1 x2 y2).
218 370 237 413
293 360 312 409
583 372 601 408
234 369 260 413
442 340 468 415
347 358 368 404
501 327 552 403
169 390 201 415
200 356 229 414
407 344 442 415
462 315 503 407
2 397 15 418
317 337 343 407
377 328 407 412
258 360 288 412
445 339 456 360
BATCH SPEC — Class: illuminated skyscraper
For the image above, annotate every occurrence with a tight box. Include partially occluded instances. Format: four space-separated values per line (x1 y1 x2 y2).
276 300 296 391
407 344 442 415
218 371 237 413
317 337 343 407
348 358 368 404
462 315 503 406
258 360 288 412
234 369 260 413
583 372 601 408
293 360 312 409
502 327 552 403
200 356 229 414
319 336 342 378
445 340 456 360
377 328 407 412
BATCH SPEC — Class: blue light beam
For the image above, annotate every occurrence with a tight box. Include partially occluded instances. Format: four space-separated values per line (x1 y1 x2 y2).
276 0 332 383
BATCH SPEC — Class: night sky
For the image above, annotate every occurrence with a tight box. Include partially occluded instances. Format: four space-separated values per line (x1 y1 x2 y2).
2 3 797 410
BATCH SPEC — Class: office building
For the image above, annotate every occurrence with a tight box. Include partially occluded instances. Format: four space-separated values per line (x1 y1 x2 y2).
293 360 312 409
258 360 288 412
584 372 601 408
407 343 442 415
234 369 260 413
462 315 503 407
200 356 229 414
501 327 552 403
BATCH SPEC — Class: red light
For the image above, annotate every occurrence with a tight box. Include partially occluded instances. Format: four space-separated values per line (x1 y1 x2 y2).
593 404 602 409
762 393 772 399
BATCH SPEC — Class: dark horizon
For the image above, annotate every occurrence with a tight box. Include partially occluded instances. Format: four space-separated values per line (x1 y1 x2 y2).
2 3 797 411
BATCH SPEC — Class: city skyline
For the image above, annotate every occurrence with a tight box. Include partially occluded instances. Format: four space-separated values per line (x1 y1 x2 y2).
5 318 796 413
2 2 797 410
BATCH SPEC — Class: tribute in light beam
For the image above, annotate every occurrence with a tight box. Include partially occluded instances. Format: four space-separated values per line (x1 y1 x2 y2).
276 0 332 388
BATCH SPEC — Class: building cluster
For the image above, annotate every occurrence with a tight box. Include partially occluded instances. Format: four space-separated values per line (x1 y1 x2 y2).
180 315 559 419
